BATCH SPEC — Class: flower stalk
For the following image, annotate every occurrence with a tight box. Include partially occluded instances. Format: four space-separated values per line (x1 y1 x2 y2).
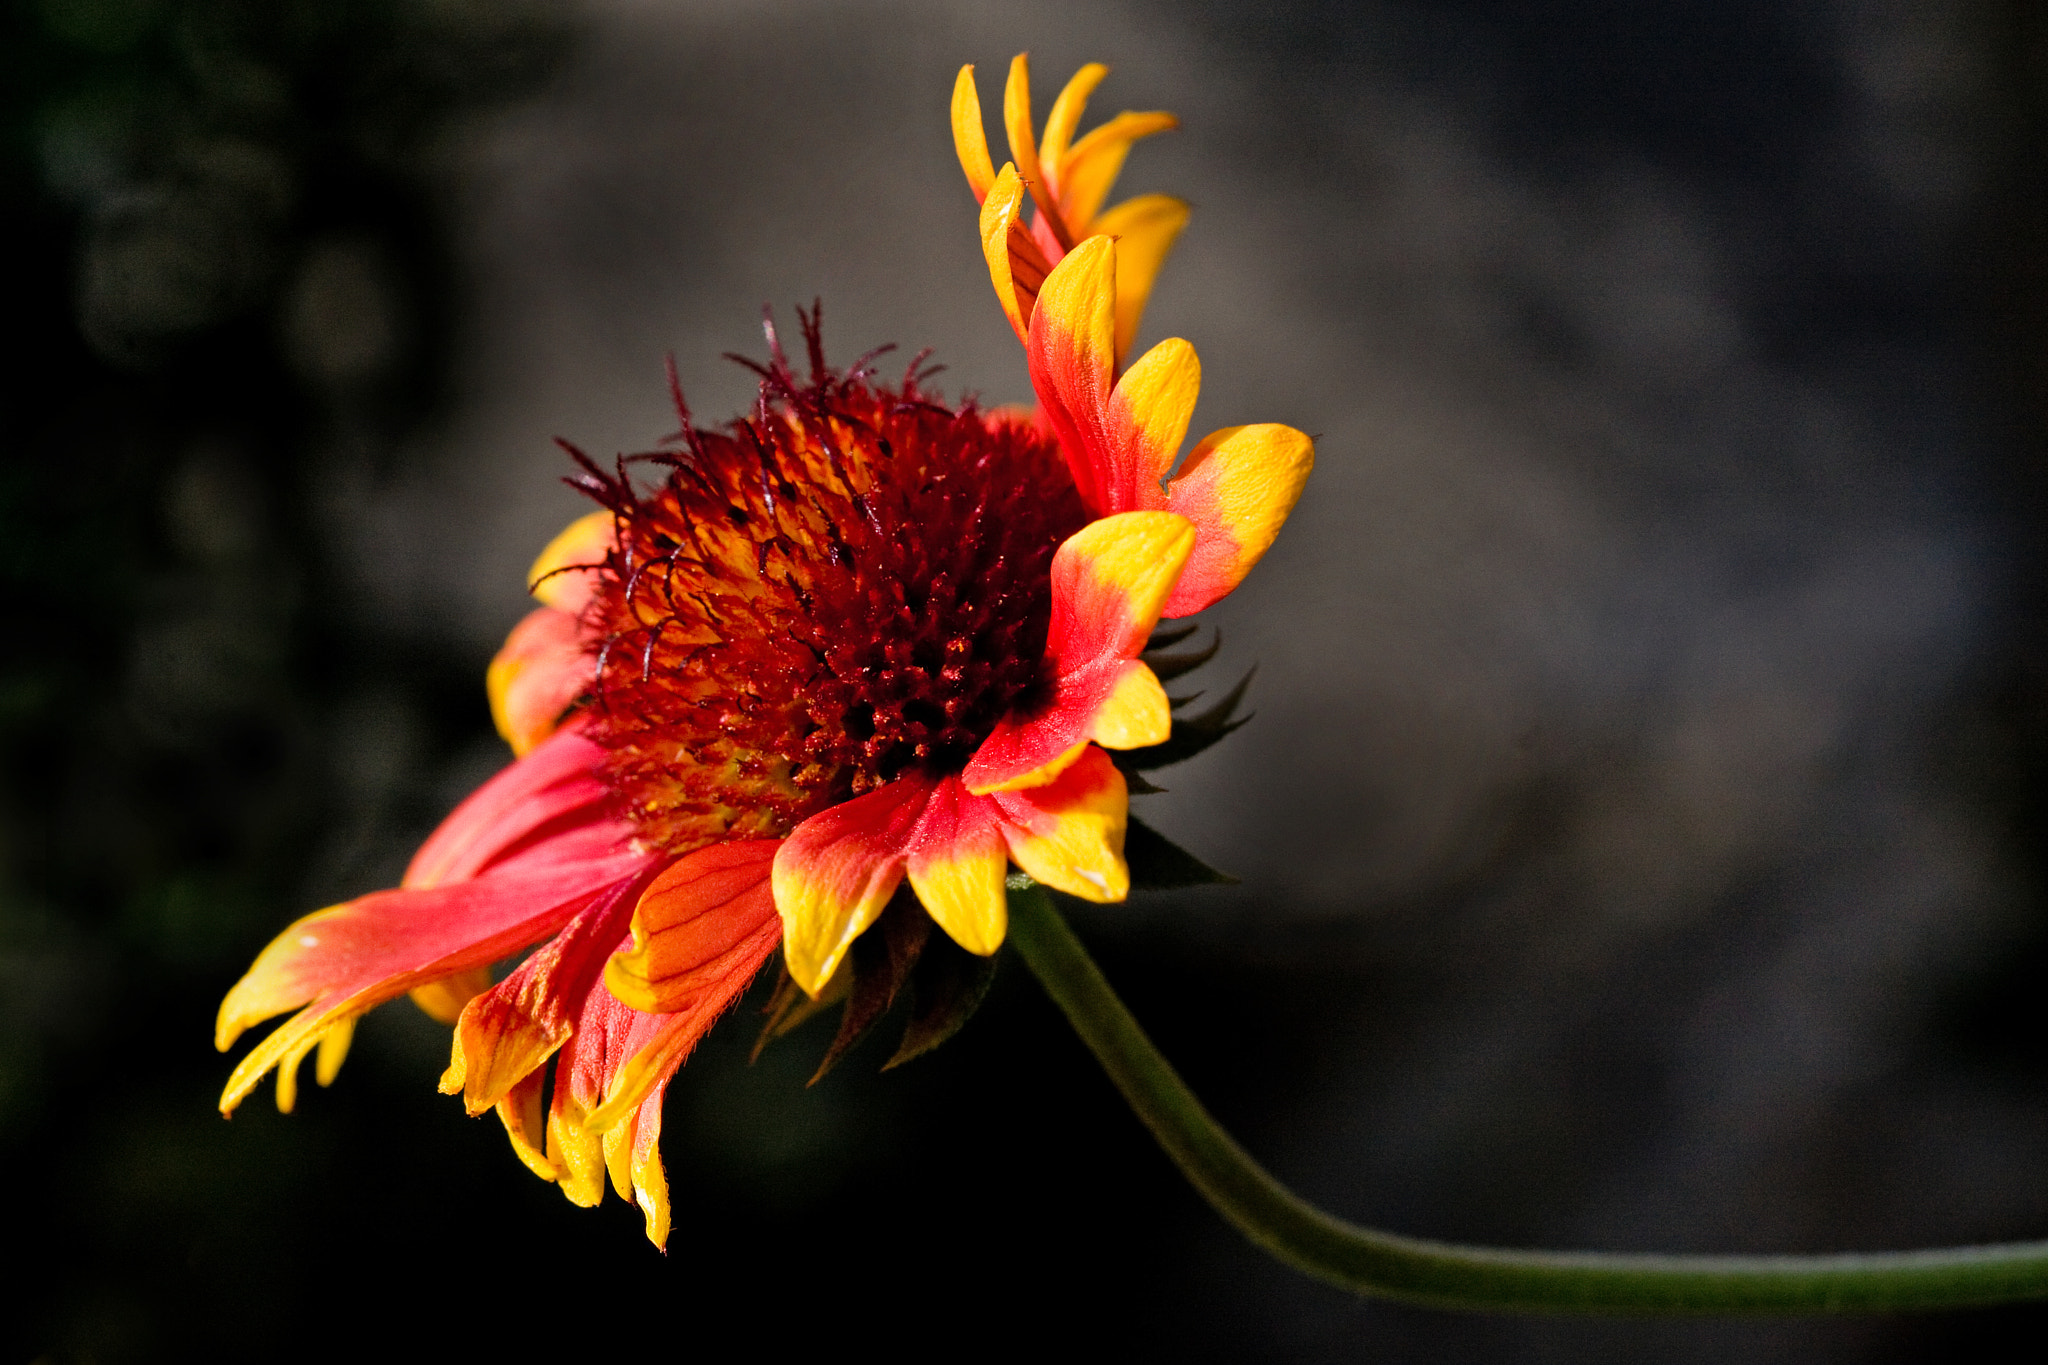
1006 882 2048 1314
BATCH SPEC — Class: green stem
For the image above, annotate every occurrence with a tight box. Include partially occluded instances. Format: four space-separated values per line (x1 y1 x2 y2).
1005 883 2048 1314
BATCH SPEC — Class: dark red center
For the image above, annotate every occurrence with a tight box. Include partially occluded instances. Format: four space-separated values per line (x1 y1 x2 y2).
574 332 1088 855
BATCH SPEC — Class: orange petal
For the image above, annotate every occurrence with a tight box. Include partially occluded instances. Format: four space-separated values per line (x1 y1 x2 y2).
951 64 997 203
992 746 1129 902
771 775 935 994
1058 110 1178 228
585 899 778 1133
1092 193 1190 365
441 867 648 1116
1027 234 1119 510
903 777 1009 956
604 841 781 1013
486 606 590 758
1039 62 1110 205
526 508 615 614
1162 423 1316 617
963 512 1191 793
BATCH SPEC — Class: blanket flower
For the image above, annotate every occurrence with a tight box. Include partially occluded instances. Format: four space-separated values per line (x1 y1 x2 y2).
217 53 1312 1248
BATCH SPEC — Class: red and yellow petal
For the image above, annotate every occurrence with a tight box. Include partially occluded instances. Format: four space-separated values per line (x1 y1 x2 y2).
1028 234 1120 508
396 724 614 1026
604 841 781 1013
585 899 778 1134
526 508 615 614
601 1086 673 1250
992 745 1129 902
440 866 649 1116
543 984 717 1248
215 845 658 1115
963 511 1192 794
1032 237 1213 516
979 163 1055 344
487 606 591 758
772 774 936 994
1161 422 1316 618
903 777 1010 956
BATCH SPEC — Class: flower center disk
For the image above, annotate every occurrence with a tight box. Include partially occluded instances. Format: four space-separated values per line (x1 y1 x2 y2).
584 355 1088 855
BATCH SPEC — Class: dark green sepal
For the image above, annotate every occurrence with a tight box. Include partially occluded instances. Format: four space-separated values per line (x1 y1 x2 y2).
883 932 999 1070
1126 815 1239 888
810 889 929 1084
1142 628 1221 682
1145 622 1201 650
1116 760 1168 795
752 963 844 1062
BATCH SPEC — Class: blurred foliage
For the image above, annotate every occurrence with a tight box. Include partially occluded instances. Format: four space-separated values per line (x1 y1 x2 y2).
0 1 573 1356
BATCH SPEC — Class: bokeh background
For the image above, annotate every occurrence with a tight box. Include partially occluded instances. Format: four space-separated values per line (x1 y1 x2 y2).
4 0 2045 1359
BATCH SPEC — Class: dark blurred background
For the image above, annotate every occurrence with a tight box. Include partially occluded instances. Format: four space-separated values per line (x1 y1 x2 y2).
3 0 2045 1359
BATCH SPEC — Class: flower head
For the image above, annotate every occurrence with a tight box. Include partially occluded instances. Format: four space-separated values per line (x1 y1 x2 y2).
216 54 1311 1248
953 54 1187 363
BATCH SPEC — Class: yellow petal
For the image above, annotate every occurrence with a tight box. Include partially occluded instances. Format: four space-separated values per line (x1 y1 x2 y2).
546 1092 607 1208
408 966 493 1025
274 1030 319 1114
994 747 1130 903
526 509 614 612
603 1111 638 1204
1040 62 1110 202
951 64 997 203
903 779 1009 957
1108 335 1201 493
494 1069 558 1183
1088 662 1172 751
1092 193 1190 365
979 164 1035 342
1059 110 1178 228
314 1015 355 1087
1001 53 1069 250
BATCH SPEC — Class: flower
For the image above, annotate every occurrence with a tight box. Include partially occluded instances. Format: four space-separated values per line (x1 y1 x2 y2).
216 54 1312 1248
957 56 1314 616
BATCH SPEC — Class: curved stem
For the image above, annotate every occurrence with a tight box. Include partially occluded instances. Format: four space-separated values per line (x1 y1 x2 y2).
1005 883 2048 1314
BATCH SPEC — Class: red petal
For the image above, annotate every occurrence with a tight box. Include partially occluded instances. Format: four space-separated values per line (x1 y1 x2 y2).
402 725 613 889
